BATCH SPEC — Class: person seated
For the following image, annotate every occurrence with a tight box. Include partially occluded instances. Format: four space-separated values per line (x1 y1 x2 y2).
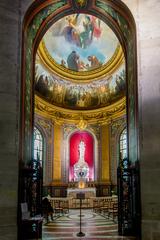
42 198 54 223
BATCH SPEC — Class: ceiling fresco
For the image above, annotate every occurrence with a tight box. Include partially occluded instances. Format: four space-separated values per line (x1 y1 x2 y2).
35 13 126 111
42 14 119 73
35 59 125 110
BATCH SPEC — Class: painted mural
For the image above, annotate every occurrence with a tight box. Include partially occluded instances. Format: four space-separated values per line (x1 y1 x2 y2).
42 14 119 72
35 59 126 110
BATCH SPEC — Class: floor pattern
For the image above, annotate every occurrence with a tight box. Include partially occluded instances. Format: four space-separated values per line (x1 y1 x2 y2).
42 209 136 240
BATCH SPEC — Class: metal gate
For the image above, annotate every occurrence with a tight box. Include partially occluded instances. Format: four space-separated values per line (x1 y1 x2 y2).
117 158 141 238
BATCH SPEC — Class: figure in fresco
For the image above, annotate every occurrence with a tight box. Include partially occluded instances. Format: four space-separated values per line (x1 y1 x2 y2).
35 75 50 98
79 15 102 48
77 97 85 107
54 84 64 104
67 51 80 71
64 86 77 107
115 71 126 93
62 14 102 49
84 91 92 106
99 85 111 105
90 16 102 39
87 55 102 70
90 87 99 107
60 59 66 67
79 15 94 49
62 14 80 47
66 52 103 71
77 60 86 71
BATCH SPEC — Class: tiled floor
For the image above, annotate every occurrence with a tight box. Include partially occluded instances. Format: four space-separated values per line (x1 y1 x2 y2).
42 209 136 240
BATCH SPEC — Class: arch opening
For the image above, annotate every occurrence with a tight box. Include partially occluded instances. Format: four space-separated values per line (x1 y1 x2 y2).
19 0 140 239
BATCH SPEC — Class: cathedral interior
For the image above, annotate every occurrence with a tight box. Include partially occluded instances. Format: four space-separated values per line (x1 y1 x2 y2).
0 0 160 240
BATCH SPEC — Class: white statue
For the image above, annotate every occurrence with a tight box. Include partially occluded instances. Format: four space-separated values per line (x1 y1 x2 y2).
78 140 85 162
73 140 89 181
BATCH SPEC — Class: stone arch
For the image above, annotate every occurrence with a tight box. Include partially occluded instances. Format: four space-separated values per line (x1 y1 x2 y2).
34 115 54 185
34 123 50 185
21 0 138 167
20 0 139 236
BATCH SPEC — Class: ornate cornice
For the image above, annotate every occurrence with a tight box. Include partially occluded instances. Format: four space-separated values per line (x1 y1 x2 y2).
35 115 52 135
111 116 126 137
35 95 126 125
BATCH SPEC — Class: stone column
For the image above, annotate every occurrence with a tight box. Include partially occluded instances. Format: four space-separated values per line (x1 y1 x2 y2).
123 1 160 239
0 1 32 239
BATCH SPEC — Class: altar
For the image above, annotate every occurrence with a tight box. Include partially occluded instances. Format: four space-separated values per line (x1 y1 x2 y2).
67 187 96 198
67 187 96 208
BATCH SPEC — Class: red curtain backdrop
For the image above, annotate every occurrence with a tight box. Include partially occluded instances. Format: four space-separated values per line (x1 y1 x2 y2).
69 131 94 181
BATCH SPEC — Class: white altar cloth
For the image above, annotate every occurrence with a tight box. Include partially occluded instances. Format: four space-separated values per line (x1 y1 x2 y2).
67 187 96 197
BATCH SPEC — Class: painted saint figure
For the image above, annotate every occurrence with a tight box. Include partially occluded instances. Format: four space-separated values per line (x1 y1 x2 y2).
63 14 101 49
67 51 80 71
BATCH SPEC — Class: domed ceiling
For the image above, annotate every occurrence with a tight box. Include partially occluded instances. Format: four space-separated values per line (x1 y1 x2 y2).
35 13 126 111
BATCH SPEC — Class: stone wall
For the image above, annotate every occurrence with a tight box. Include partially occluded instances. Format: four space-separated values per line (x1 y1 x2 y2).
123 0 160 239
0 0 32 239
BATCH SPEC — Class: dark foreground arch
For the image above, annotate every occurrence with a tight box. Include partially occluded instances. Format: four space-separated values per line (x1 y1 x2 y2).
19 0 140 238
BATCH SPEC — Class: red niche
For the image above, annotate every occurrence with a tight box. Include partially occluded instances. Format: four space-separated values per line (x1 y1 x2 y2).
69 131 94 181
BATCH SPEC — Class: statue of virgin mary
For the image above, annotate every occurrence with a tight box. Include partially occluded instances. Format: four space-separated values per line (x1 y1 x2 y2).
73 140 89 181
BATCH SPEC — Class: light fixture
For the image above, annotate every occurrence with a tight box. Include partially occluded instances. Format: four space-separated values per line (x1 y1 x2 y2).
78 179 85 189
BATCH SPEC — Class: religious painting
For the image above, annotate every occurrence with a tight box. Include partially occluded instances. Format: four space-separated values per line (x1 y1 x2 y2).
35 61 125 110
42 14 119 72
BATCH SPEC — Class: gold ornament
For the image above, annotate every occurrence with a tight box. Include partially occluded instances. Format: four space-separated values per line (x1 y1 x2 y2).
77 117 88 130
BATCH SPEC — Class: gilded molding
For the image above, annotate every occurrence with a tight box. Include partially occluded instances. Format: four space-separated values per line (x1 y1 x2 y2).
35 95 126 125
75 0 87 8
36 118 52 133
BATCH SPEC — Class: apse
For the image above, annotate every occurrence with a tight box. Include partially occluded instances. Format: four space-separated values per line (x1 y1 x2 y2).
69 131 94 182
